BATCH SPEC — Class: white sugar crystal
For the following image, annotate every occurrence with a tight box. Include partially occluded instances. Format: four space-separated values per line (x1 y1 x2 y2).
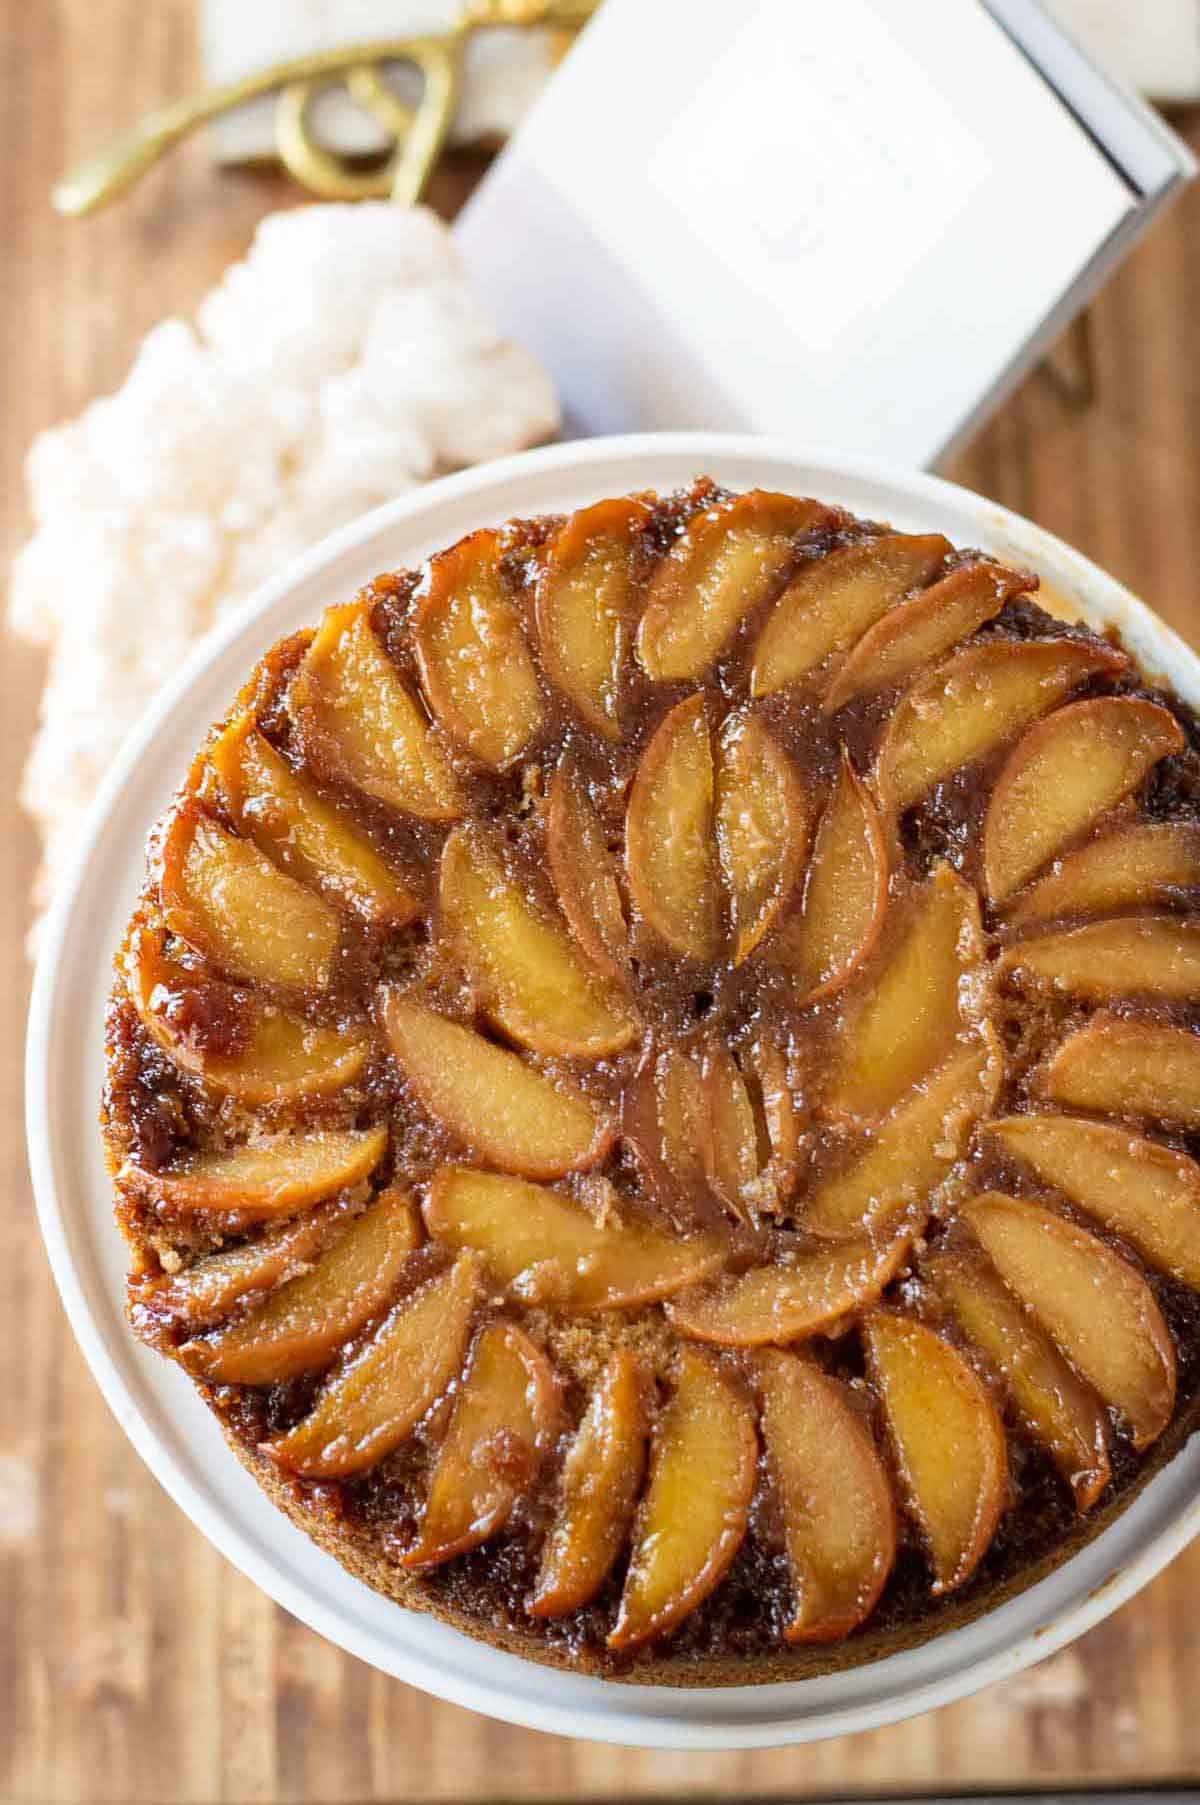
10 202 559 939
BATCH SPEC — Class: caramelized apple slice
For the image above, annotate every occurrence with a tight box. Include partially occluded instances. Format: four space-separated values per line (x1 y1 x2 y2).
132 1206 346 1336
403 1320 561 1569
440 826 638 1059
829 865 984 1119
126 926 369 1104
715 710 812 961
1004 821 1200 929
160 804 340 989
701 1041 761 1225
546 757 629 979
864 1312 1006 1593
182 1011 367 1106
290 600 463 820
823 560 1030 713
261 1252 480 1477
535 496 650 735
774 749 888 1003
380 991 612 1180
621 1047 719 1227
758 1351 896 1641
666 1223 918 1346
625 694 720 960
999 916 1200 1000
180 1187 421 1383
751 533 950 698
746 1036 805 1202
413 528 543 767
212 717 418 925
653 1049 707 1194
926 1246 1110 1510
989 1114 1200 1289
608 1347 756 1650
529 1351 650 1618
964 1193 1176 1448
805 1031 1001 1239
637 490 830 681
125 1125 389 1222
1041 1015 1200 1126
648 1047 709 1190
983 698 1184 902
425 1167 725 1310
874 639 1126 814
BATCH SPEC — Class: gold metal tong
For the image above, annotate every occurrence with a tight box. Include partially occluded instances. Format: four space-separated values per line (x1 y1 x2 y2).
53 0 595 217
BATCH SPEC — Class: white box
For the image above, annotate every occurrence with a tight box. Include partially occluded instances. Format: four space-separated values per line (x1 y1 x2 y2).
456 0 1195 467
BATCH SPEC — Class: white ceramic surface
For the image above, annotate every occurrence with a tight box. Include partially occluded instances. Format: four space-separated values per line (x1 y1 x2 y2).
26 432 1200 1750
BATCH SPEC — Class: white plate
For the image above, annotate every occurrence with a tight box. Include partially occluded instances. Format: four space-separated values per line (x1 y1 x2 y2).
26 432 1200 1750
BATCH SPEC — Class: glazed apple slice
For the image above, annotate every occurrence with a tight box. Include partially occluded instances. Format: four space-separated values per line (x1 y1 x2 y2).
637 489 831 681
805 1031 1001 1239
822 559 1030 713
529 1351 650 1618
261 1252 480 1478
534 496 650 736
608 1347 756 1650
380 991 612 1180
440 826 638 1059
124 1124 389 1222
988 1114 1200 1289
925 1246 1110 1511
665 1222 918 1346
126 926 369 1104
773 749 888 1004
414 528 544 768
964 1192 1176 1449
180 1187 421 1383
545 757 629 979
403 1320 561 1569
132 1205 347 1336
999 916 1200 1001
874 638 1127 814
212 717 418 925
621 1047 719 1227
160 803 340 990
828 864 984 1120
289 600 463 820
751 533 950 698
701 1041 761 1225
983 698 1184 902
654 1049 705 1180
757 1351 896 1641
1040 1015 1200 1126
744 1035 805 1203
625 693 721 960
1004 821 1200 929
176 1009 367 1106
715 709 812 962
425 1166 725 1310
864 1312 1007 1594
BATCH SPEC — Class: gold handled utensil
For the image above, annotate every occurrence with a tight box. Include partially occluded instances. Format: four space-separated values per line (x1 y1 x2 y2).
53 0 595 216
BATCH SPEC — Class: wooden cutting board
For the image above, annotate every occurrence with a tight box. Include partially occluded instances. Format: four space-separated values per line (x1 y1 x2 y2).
2 4 1199 1797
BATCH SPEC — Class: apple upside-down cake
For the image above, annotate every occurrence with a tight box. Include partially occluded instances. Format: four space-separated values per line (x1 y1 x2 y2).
103 480 1200 1682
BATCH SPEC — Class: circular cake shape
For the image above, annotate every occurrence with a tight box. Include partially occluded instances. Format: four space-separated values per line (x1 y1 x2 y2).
100 467 1200 1686
28 435 1200 1746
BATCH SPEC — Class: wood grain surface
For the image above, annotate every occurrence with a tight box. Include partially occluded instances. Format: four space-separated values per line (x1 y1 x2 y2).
3 4 1200 1799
